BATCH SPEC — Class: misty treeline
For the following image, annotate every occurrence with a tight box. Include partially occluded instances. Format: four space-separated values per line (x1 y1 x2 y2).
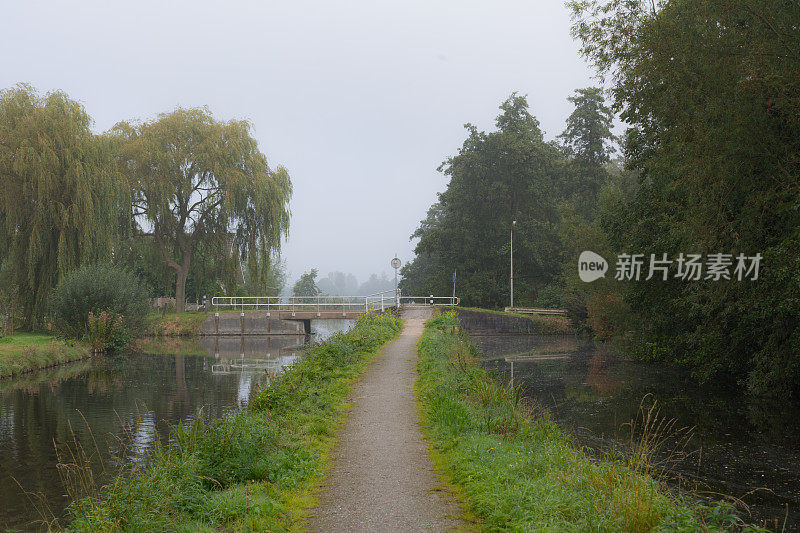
291 269 396 297
401 0 799 396
0 84 292 325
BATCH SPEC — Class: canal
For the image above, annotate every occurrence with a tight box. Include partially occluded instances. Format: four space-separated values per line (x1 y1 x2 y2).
0 320 354 531
475 333 800 531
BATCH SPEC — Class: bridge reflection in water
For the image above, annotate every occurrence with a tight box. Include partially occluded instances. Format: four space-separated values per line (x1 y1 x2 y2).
202 335 304 403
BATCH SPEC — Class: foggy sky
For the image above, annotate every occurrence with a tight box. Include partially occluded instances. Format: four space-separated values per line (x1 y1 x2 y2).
0 1 597 287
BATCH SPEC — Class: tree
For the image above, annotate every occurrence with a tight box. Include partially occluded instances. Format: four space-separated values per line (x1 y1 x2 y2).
293 269 320 297
0 85 122 326
407 94 564 307
357 272 393 295
317 271 359 296
570 0 800 394
244 253 286 297
558 87 616 217
555 88 619 327
113 108 292 312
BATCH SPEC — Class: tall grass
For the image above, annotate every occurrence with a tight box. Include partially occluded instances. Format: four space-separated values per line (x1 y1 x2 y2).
416 312 765 532
66 311 401 532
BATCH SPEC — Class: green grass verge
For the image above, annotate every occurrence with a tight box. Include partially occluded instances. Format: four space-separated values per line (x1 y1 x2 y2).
459 306 573 335
416 312 764 532
144 312 210 337
0 332 89 377
66 311 402 532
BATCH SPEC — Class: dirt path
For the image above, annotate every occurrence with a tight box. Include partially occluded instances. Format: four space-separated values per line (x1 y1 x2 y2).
309 307 466 532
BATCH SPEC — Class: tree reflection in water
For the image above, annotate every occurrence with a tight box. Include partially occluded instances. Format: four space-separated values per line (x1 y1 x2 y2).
0 322 352 531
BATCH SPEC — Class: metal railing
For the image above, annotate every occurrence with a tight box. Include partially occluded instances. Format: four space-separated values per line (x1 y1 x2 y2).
211 290 459 315
211 289 401 314
399 295 460 306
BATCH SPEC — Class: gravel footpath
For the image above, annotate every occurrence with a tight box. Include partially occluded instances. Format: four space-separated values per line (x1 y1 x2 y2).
309 307 467 532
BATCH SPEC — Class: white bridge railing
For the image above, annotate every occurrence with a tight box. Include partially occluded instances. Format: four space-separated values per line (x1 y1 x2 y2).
400 295 460 306
212 290 399 313
211 290 459 314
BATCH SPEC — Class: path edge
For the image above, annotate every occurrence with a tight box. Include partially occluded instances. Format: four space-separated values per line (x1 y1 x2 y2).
296 317 406 530
412 316 480 531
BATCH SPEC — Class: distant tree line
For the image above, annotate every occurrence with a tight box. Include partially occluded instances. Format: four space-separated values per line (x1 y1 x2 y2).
0 85 292 327
293 269 395 297
402 0 799 396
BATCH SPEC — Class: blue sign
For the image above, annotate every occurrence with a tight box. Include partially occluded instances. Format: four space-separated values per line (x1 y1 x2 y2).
452 269 457 283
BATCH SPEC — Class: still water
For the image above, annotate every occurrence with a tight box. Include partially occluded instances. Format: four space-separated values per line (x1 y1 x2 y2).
475 334 800 531
0 320 353 531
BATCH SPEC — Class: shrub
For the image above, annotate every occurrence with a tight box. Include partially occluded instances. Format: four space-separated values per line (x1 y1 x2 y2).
534 283 563 308
86 311 130 353
586 289 631 340
50 264 150 339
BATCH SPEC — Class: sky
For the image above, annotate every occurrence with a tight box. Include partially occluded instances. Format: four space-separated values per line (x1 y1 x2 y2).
0 0 597 286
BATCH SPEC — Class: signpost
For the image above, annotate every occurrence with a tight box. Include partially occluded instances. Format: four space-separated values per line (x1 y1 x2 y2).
510 220 516 309
391 255 401 307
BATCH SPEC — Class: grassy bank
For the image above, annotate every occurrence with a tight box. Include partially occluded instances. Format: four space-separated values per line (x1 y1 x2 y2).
416 312 760 532
460 306 573 335
66 311 402 532
0 332 89 377
144 312 209 337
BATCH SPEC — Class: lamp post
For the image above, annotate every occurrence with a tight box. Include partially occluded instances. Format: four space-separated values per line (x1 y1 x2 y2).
510 220 516 309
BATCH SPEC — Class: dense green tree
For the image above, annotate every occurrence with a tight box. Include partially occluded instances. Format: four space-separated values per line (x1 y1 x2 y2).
292 269 320 297
558 87 616 218
399 251 441 297
0 85 122 326
112 108 292 312
403 94 564 307
555 88 620 323
570 0 800 394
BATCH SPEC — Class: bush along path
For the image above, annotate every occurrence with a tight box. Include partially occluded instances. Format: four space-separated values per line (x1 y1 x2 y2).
67 312 401 532
416 312 767 532
309 307 467 532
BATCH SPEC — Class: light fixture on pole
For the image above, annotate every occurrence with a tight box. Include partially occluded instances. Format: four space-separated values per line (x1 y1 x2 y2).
510 220 516 309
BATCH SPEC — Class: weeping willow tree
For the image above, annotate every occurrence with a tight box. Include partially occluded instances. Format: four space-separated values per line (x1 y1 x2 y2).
112 108 292 312
0 85 121 327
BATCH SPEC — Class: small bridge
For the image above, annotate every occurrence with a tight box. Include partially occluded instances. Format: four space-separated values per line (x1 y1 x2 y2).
206 290 459 335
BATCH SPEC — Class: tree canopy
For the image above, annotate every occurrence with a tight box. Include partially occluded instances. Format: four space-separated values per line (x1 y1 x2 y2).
568 0 800 394
112 108 292 312
0 85 122 326
293 269 320 297
558 87 616 218
401 94 564 307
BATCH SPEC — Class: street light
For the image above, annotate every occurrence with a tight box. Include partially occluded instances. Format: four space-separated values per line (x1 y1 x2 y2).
510 220 516 309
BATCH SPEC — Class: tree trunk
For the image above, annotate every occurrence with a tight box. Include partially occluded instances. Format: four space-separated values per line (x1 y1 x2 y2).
175 266 189 313
154 228 192 313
